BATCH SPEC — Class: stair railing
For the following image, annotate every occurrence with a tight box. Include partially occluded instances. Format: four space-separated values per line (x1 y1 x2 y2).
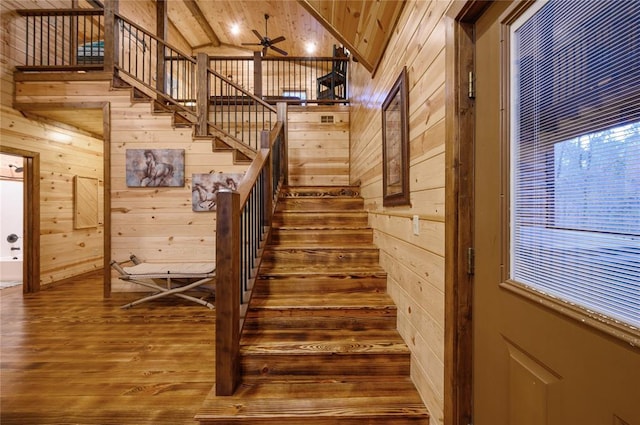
114 14 198 122
197 52 277 155
215 103 287 396
16 8 105 70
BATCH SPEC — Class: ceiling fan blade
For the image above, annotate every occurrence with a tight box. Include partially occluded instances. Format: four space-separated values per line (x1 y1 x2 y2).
270 36 286 44
252 29 263 40
242 42 263 46
270 45 288 56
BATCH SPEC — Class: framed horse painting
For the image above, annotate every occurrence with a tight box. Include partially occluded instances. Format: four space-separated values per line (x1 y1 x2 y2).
192 172 245 211
125 149 185 187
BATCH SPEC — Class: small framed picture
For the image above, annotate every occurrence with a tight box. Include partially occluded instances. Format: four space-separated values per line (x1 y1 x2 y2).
382 66 410 207
192 173 244 211
126 149 185 187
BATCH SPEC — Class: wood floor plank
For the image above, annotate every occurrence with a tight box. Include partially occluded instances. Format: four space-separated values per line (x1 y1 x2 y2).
0 271 215 425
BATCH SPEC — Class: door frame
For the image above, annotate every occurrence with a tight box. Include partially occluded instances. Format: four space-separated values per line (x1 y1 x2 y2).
444 1 489 425
0 146 40 293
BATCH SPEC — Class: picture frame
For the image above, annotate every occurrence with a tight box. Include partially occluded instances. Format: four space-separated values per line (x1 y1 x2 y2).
382 66 410 207
191 172 244 212
125 149 185 187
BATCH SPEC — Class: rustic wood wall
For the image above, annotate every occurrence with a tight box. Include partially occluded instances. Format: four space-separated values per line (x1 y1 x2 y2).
2 0 246 289
287 105 350 186
349 1 453 423
1 0 106 285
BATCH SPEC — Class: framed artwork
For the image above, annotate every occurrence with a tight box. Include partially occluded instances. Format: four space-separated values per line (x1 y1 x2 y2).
382 66 410 207
192 172 244 211
126 149 185 187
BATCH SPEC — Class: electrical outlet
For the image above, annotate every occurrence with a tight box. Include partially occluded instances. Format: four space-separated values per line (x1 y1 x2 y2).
413 215 420 235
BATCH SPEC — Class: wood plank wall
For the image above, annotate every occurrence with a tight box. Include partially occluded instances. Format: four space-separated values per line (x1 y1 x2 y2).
348 1 453 423
1 0 105 285
2 0 245 289
287 105 349 186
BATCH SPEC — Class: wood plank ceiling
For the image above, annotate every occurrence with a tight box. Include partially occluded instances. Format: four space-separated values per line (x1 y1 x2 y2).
169 0 406 72
16 0 405 138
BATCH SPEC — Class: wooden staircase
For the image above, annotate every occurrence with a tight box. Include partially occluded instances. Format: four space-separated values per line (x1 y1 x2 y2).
197 186 429 424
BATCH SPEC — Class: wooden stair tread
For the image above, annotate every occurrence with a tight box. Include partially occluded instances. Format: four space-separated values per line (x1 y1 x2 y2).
265 244 377 250
280 186 361 197
240 339 408 356
250 292 394 308
254 275 387 294
197 379 428 423
242 328 405 343
258 265 386 273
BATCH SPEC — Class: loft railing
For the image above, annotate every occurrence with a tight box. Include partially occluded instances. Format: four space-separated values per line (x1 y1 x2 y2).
215 104 287 395
16 8 105 70
210 53 349 104
197 53 277 155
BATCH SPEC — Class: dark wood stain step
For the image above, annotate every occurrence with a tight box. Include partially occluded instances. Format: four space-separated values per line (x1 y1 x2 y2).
270 227 374 245
272 211 368 227
254 275 387 294
198 185 428 424
197 378 428 424
262 246 380 267
276 196 365 212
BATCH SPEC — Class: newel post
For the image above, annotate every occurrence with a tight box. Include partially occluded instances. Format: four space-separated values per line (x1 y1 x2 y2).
253 51 263 98
103 0 118 72
277 102 289 185
155 0 167 96
215 189 241 396
261 131 273 225
196 52 210 137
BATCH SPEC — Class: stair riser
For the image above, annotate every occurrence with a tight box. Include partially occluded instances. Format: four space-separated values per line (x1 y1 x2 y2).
262 249 379 267
254 276 387 294
281 186 361 197
243 315 397 331
241 354 411 378
272 213 368 227
276 198 364 212
270 229 373 245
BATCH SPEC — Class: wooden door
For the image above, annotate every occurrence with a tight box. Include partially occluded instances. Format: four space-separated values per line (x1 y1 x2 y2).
472 1 640 424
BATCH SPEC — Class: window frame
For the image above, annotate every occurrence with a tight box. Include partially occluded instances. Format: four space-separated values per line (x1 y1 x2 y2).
502 0 640 345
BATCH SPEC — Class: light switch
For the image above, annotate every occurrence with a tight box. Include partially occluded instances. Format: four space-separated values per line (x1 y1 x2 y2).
413 215 420 235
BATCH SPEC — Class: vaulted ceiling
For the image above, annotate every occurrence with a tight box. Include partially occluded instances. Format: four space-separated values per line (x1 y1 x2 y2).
167 0 406 73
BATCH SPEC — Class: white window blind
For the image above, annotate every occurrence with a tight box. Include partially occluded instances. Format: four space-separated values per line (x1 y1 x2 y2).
510 0 640 327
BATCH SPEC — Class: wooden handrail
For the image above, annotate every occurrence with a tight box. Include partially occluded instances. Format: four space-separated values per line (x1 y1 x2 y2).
207 67 277 113
16 9 104 16
215 104 287 396
115 13 196 64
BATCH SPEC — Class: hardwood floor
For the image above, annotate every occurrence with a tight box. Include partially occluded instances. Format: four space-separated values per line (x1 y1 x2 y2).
0 271 215 425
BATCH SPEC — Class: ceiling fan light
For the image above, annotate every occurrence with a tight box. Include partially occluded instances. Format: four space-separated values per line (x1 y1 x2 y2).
305 42 316 54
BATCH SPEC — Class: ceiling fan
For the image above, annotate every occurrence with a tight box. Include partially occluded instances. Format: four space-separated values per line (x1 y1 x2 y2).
242 14 288 56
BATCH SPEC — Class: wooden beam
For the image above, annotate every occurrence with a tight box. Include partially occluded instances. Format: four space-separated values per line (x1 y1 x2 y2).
103 0 118 72
216 190 241 396
156 0 167 95
196 52 209 137
184 0 221 47
297 0 372 72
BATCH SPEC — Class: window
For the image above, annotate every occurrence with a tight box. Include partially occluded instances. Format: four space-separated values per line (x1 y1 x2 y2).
510 0 640 328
